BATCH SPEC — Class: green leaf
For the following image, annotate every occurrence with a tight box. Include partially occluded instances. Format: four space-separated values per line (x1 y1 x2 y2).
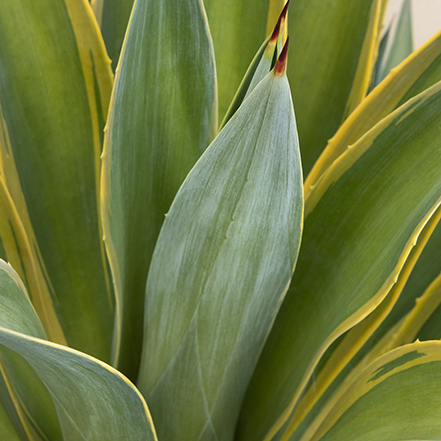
0 0 114 362
101 0 217 379
0 260 157 441
0 333 158 441
303 342 441 441
282 205 441 441
237 80 441 441
137 58 303 441
92 0 135 71
0 172 65 344
0 399 20 441
379 0 413 82
369 24 391 91
219 35 271 130
307 28 441 194
0 262 61 441
288 0 382 176
220 3 287 130
357 209 441 350
203 0 274 121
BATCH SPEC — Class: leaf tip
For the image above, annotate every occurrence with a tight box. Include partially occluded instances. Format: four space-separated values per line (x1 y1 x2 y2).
274 37 289 76
269 13 282 45
281 0 290 21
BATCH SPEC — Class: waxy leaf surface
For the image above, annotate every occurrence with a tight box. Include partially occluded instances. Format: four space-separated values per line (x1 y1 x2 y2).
203 0 278 121
238 80 441 441
102 0 216 378
138 68 303 441
306 342 441 441
307 28 441 194
92 0 135 71
0 0 114 361
0 261 157 441
102 0 217 379
287 0 381 175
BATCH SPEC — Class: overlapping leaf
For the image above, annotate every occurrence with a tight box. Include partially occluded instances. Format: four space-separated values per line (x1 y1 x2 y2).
221 3 288 129
307 28 441 194
281 205 441 441
138 51 303 441
237 80 441 441
287 0 382 175
101 0 217 379
0 0 114 361
303 342 441 441
379 0 413 82
0 260 157 441
92 0 135 70
204 0 282 121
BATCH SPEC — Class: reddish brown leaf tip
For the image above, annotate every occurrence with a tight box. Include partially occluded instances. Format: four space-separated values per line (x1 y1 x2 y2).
281 0 290 21
270 14 282 43
270 1 290 43
274 37 289 76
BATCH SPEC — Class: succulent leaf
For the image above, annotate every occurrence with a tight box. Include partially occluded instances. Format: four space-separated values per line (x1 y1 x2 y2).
0 0 114 362
238 80 441 441
138 62 303 441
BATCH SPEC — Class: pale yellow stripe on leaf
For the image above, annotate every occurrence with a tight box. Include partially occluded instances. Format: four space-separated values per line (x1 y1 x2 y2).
306 28 441 196
281 203 441 441
63 0 113 307
0 177 66 345
0 112 65 344
99 0 139 366
343 0 383 119
91 0 105 27
388 274 441 349
266 0 286 36
0 358 43 441
305 82 440 216
265 194 441 441
304 341 441 441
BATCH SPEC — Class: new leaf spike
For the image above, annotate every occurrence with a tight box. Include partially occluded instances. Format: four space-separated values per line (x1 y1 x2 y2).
275 37 289 76
220 1 290 128
277 1 289 56
266 6 283 55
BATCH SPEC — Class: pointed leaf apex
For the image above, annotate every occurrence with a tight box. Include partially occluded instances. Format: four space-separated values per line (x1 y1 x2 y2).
281 0 290 21
277 1 289 55
274 37 289 76
269 12 282 45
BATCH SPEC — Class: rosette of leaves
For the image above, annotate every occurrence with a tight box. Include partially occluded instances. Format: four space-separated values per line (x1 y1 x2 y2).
1 0 441 440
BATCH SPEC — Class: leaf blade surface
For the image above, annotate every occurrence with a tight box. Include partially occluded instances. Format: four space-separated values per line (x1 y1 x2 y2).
138 66 303 441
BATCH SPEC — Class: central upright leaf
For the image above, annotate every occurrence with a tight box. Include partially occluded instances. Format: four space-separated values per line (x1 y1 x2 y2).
138 52 303 441
101 0 217 379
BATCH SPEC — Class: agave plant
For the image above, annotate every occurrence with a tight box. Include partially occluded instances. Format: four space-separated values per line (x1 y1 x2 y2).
1 0 441 440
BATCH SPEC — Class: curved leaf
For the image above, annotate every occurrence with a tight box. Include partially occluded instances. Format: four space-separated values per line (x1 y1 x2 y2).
138 57 303 441
203 0 275 121
379 0 413 82
92 0 135 71
237 80 441 441
0 398 20 441
307 28 441 195
0 262 61 441
282 204 441 441
0 332 158 441
101 0 217 379
0 172 65 344
0 102 65 345
288 0 382 175
0 260 157 441
0 0 114 361
220 3 287 130
304 342 441 441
